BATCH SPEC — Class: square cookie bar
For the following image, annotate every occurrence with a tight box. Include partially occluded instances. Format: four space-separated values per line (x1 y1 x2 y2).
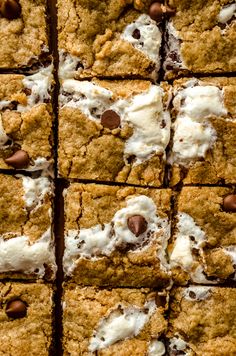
168 77 236 186
63 285 167 355
0 0 50 69
63 183 171 288
58 0 162 80
0 66 54 174
0 282 53 356
169 187 236 285
168 286 236 355
0 174 56 280
164 0 236 78
58 79 171 187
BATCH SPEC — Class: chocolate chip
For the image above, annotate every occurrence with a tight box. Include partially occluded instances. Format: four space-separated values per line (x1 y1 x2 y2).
189 291 196 299
1 0 21 20
127 215 148 237
5 150 30 169
155 294 166 307
149 2 163 22
223 195 236 212
101 110 121 130
132 28 141 39
23 88 32 96
6 299 27 319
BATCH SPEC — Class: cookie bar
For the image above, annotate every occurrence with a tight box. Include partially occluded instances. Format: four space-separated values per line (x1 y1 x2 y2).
0 174 56 280
168 77 236 186
58 79 171 187
0 66 54 174
169 187 236 285
164 0 236 79
63 285 167 355
168 286 236 355
63 183 171 288
0 0 50 69
0 282 53 355
57 0 163 80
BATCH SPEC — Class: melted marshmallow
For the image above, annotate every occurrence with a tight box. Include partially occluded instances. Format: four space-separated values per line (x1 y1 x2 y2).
183 286 211 301
171 83 227 165
0 228 56 278
121 14 161 66
17 65 53 111
58 50 83 79
89 300 156 352
218 3 236 23
63 195 169 275
148 340 165 356
22 176 52 209
170 213 206 270
60 80 170 165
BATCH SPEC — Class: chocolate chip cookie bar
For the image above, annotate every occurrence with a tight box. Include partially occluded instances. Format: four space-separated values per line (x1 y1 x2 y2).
0 0 50 69
0 174 56 280
164 0 236 79
168 77 236 186
57 0 166 81
63 183 171 288
0 282 53 356
169 187 236 285
168 286 236 355
58 79 171 187
0 66 54 174
63 285 167 355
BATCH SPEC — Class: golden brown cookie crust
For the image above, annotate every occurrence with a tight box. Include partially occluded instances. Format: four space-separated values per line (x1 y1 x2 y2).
0 282 53 356
169 287 236 355
63 285 167 356
0 0 48 69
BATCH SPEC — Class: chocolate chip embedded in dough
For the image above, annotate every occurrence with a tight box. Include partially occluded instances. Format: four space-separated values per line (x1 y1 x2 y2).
127 215 148 237
6 299 27 319
101 110 121 130
5 150 30 169
132 29 141 39
223 194 236 212
149 2 164 22
1 0 21 20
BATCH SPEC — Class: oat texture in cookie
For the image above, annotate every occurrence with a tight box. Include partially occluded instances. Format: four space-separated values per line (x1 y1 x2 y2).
63 285 167 355
0 282 53 356
0 0 49 69
168 287 236 355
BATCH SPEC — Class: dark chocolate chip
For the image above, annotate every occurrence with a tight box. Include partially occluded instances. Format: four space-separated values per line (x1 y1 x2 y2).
6 299 27 319
160 119 166 128
1 0 21 20
223 195 236 212
127 215 148 237
155 294 166 307
23 88 32 96
189 291 196 299
132 28 141 39
5 150 30 169
149 2 163 22
101 110 121 130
